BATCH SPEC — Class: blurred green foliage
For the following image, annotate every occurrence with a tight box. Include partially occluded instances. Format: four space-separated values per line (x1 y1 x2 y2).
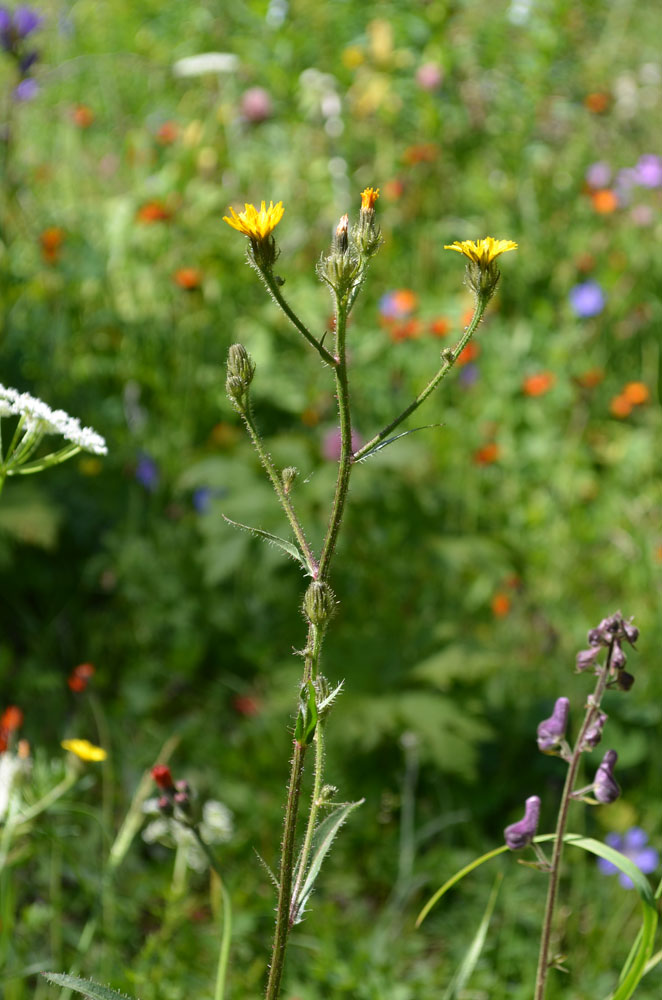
1 0 662 997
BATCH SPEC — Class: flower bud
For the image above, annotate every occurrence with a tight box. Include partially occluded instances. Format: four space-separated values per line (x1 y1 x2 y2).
593 749 620 804
334 214 349 255
576 647 600 672
582 712 607 750
356 186 383 257
227 343 256 389
611 643 627 670
151 764 174 790
537 697 570 753
504 795 541 850
157 794 174 816
616 670 635 692
623 621 639 645
302 580 336 628
174 790 191 814
282 466 298 492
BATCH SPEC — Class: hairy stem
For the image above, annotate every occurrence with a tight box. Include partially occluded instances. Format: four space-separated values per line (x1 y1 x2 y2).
242 406 319 577
261 269 338 368
290 719 326 925
352 295 487 462
534 643 614 1000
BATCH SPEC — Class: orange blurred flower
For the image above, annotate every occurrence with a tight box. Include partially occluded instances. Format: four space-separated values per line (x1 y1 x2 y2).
584 92 610 113
402 143 438 165
173 267 202 290
68 662 95 693
40 227 64 264
591 189 618 214
474 442 500 465
522 372 556 397
301 407 320 427
383 178 404 200
610 394 632 418
1 706 24 732
491 591 511 617
460 306 475 328
71 104 94 128
429 317 451 337
390 319 422 342
457 342 480 365
232 694 261 717
623 381 649 405
136 200 172 224
156 121 179 144
576 368 604 389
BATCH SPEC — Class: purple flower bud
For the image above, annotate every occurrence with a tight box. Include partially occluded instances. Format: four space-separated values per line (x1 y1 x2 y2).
13 6 42 38
593 750 620 804
504 795 541 850
616 670 635 692
582 711 607 750
623 621 639 645
610 643 627 670
576 647 600 672
537 697 570 752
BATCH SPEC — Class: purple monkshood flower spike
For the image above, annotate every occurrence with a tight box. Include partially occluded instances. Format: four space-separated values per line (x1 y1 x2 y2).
537 697 570 753
597 828 659 889
504 795 541 850
593 749 620 804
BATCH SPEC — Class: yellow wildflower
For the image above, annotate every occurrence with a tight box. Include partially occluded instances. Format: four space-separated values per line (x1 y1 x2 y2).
222 200 284 241
444 238 518 267
360 187 380 211
61 738 107 762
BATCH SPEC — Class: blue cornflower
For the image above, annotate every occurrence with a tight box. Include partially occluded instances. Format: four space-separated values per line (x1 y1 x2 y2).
597 828 659 889
569 281 605 319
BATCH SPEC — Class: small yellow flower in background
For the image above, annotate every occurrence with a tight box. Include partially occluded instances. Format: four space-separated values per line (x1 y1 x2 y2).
360 187 380 211
223 200 284 241
61 738 107 762
444 238 518 267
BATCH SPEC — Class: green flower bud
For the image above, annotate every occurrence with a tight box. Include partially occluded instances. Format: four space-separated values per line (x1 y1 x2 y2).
226 344 255 409
303 581 336 628
282 466 298 492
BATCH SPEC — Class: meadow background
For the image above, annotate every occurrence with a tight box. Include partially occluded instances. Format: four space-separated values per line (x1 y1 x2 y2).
1 1 662 998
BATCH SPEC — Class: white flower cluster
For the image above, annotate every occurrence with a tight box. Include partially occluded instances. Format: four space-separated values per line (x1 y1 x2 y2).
0 383 107 456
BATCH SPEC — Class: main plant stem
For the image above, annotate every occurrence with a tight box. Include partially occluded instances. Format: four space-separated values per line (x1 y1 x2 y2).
265 295 353 1000
534 643 614 1000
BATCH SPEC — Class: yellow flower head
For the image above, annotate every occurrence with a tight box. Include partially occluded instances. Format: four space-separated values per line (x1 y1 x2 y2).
61 738 107 762
444 238 518 267
223 200 284 241
360 187 380 211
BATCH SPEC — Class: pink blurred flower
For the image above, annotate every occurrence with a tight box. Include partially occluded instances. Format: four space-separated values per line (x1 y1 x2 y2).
322 427 363 461
240 87 273 123
416 62 443 91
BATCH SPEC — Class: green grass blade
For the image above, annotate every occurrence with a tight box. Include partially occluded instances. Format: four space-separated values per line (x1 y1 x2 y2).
442 872 503 1000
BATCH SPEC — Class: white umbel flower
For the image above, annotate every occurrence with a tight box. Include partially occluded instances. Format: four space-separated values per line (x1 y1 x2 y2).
0 383 107 456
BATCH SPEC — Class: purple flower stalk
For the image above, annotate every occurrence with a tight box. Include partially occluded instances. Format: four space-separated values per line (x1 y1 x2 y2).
593 749 620 804
504 795 541 850
569 281 605 319
537 697 569 752
597 828 659 889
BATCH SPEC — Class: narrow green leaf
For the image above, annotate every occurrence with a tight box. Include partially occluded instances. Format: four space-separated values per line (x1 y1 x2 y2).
222 516 306 568
355 424 442 463
293 799 364 922
41 973 138 1000
443 873 503 1000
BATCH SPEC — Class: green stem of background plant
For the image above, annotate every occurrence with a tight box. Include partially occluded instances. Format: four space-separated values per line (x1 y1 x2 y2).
189 827 233 1000
534 642 615 1000
352 294 487 462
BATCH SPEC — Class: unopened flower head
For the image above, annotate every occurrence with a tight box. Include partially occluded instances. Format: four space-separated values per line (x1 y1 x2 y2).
444 238 517 299
593 749 620 804
360 187 379 212
357 186 382 257
0 383 107 456
537 696 570 753
61 738 107 762
582 711 607 750
223 200 284 242
504 794 541 850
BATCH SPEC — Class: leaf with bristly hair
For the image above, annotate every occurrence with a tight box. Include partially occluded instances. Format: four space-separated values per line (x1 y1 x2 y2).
41 974 138 1000
354 424 442 462
291 799 363 924
223 515 307 569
